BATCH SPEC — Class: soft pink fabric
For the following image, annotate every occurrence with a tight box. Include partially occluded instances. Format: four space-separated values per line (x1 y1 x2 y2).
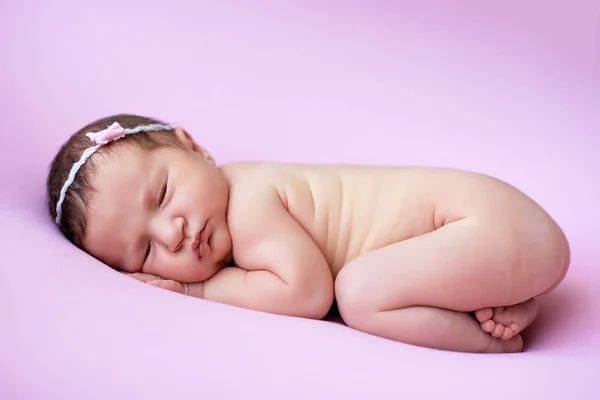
1 1 599 399
86 122 125 144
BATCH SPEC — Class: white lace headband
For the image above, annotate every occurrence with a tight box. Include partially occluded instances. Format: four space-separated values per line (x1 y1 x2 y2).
54 121 173 225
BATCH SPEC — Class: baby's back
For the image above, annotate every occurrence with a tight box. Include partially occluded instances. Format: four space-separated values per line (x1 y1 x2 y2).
223 162 512 278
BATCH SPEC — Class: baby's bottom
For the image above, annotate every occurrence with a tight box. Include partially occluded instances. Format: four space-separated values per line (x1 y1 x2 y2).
334 216 570 353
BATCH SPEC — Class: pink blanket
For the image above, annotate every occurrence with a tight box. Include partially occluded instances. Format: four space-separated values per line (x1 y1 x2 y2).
1 1 599 398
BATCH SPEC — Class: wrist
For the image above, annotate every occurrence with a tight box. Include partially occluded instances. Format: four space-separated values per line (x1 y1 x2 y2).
184 281 205 299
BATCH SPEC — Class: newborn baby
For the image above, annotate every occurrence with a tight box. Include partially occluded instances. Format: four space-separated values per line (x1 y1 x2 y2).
47 114 570 353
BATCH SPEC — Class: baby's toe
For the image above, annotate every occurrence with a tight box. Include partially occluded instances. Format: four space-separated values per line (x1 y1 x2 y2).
509 323 521 335
492 324 505 338
475 308 493 323
501 326 515 340
480 320 496 333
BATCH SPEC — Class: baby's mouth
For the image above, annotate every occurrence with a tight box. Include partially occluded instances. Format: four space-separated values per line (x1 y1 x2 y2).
195 222 209 260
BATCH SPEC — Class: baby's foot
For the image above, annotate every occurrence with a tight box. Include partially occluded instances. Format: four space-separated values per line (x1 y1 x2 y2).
474 298 539 340
485 334 524 353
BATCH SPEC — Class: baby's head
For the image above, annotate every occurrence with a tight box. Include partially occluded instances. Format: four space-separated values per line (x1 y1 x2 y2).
47 114 232 282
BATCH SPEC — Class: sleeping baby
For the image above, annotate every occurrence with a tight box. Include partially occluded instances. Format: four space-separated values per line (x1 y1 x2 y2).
46 114 570 353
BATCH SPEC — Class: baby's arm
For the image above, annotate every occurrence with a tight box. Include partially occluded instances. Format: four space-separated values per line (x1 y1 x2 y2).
203 183 334 319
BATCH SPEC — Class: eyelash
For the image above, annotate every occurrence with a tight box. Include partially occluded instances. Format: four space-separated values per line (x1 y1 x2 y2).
158 180 168 207
144 243 152 263
144 178 169 264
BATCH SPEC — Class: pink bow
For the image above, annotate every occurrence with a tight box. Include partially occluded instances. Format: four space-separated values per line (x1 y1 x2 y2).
86 122 126 145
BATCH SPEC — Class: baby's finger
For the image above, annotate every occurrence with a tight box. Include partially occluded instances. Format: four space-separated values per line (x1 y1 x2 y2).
125 272 162 283
147 279 184 294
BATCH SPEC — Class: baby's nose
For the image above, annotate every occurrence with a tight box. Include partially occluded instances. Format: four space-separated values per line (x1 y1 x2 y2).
166 217 186 252
168 237 183 253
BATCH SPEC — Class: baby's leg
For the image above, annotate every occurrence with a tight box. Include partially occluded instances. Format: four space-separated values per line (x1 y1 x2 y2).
334 217 569 353
474 230 569 340
362 304 523 353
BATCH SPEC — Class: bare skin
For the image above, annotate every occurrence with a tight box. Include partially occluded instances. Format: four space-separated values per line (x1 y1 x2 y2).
474 298 539 340
84 132 570 353
238 163 569 353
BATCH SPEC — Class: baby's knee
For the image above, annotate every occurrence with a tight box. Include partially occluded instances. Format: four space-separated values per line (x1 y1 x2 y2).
543 220 570 292
504 203 571 295
528 210 571 291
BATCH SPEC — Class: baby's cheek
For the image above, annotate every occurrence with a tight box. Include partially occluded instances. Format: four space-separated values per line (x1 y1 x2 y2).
146 263 168 280
151 252 184 280
216 226 233 255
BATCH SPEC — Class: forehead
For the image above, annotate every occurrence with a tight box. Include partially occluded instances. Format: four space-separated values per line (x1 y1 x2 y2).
82 147 154 268
89 147 151 207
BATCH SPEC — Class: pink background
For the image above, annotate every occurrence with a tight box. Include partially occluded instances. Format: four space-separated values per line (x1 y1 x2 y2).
1 1 599 399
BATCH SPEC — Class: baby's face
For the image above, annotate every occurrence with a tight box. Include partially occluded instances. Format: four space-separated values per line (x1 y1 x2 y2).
83 130 232 283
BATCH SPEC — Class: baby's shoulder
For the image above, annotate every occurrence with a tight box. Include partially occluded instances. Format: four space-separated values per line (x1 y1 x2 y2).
219 161 293 190
220 162 296 214
220 162 300 242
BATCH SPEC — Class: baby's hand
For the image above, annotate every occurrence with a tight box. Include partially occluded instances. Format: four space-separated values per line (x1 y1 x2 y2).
124 272 186 295
123 272 205 298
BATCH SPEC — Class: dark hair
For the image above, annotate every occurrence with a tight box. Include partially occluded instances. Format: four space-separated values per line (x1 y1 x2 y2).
46 113 182 248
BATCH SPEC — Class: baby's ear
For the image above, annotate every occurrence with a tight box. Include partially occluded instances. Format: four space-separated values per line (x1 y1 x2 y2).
173 127 216 165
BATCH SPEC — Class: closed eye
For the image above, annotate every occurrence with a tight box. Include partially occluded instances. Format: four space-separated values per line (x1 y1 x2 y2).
143 242 152 265
158 179 168 207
